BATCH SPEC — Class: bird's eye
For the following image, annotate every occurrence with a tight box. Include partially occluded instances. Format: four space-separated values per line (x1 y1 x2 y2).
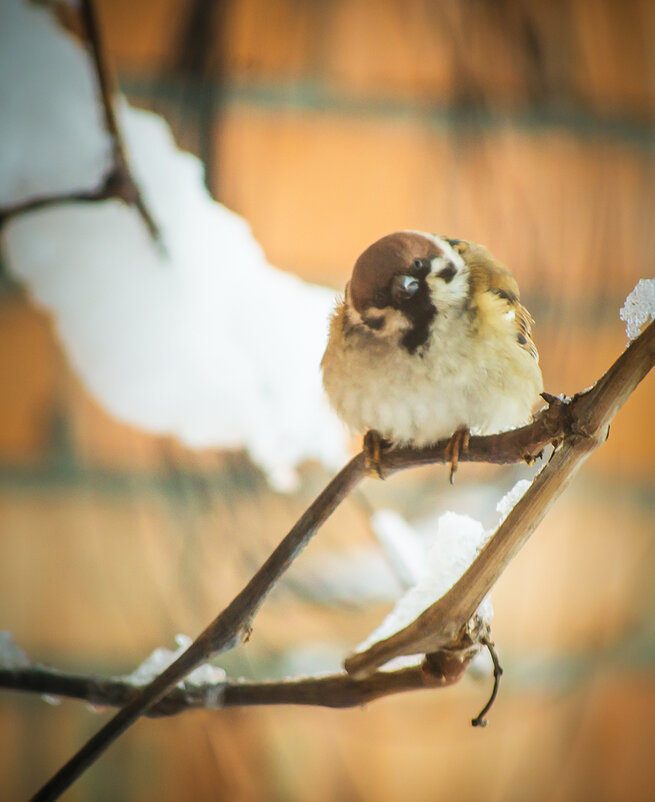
412 258 423 270
391 273 420 305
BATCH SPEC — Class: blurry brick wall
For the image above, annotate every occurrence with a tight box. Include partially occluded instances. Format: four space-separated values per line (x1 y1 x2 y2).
1 1 654 800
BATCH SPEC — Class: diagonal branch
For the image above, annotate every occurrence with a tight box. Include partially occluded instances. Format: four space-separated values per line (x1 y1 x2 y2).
30 455 366 800
76 0 160 243
345 319 655 676
30 319 655 800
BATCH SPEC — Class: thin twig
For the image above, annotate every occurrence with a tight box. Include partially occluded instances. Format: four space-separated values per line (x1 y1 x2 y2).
0 187 115 227
30 319 655 800
471 637 503 727
78 0 161 243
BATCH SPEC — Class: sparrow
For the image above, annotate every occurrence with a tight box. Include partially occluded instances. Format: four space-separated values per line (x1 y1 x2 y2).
321 231 543 479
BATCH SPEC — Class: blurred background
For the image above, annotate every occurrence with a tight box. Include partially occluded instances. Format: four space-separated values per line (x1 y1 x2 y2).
1 0 654 799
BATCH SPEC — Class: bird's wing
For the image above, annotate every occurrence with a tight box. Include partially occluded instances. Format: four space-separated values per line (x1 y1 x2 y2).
443 237 539 362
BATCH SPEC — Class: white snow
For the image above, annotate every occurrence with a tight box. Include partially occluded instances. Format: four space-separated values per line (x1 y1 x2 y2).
496 479 531 523
620 278 655 342
42 694 62 706
468 645 495 678
370 510 425 588
0 0 113 205
0 0 348 489
124 634 227 688
297 546 403 603
355 480 536 660
356 511 493 657
0 631 30 669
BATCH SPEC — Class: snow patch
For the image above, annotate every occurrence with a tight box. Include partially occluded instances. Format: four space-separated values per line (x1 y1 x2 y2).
0 631 30 669
1 0 348 489
0 0 112 204
370 510 425 588
124 634 227 688
356 480 536 661
496 479 531 523
356 512 493 658
620 278 655 342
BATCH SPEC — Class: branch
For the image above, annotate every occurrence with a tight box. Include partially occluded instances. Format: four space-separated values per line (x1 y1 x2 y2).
30 456 367 801
0 654 470 716
77 0 160 243
30 319 655 800
345 319 655 677
0 0 161 244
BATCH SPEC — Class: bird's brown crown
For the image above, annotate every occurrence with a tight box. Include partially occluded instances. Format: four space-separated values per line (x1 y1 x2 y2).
349 232 446 313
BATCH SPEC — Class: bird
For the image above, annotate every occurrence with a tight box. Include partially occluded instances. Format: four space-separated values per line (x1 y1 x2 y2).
321 231 543 480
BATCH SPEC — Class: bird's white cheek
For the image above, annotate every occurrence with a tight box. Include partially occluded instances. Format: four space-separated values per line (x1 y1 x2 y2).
425 273 468 311
429 255 450 273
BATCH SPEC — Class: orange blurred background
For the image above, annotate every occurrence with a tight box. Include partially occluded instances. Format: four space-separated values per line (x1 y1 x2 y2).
1 1 654 799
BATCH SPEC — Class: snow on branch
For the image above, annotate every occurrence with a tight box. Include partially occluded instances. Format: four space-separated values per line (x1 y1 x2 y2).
620 278 655 342
4 3 654 799
0 0 347 490
0 0 158 239
18 312 655 800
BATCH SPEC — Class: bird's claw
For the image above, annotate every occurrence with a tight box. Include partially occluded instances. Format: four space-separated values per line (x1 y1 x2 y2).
363 430 389 479
445 426 470 484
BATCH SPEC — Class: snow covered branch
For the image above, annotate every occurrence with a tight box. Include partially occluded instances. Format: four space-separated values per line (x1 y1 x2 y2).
346 317 655 676
2 0 347 492
0 0 160 241
5 5 655 799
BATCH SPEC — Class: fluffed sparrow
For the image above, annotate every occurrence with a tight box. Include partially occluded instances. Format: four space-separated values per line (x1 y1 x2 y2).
321 231 543 478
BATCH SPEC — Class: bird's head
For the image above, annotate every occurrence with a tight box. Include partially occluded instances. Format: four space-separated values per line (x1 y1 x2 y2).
346 231 468 353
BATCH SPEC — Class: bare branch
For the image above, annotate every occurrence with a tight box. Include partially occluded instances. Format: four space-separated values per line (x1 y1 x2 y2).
471 637 503 727
0 655 470 716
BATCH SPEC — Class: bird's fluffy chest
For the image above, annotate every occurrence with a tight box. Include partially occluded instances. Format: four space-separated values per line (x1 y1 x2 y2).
322 303 540 446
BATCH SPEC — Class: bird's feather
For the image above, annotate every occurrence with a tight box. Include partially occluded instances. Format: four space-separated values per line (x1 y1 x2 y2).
443 237 539 362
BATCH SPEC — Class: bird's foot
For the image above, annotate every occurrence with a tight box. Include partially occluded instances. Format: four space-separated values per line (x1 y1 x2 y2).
363 430 391 479
444 426 470 484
